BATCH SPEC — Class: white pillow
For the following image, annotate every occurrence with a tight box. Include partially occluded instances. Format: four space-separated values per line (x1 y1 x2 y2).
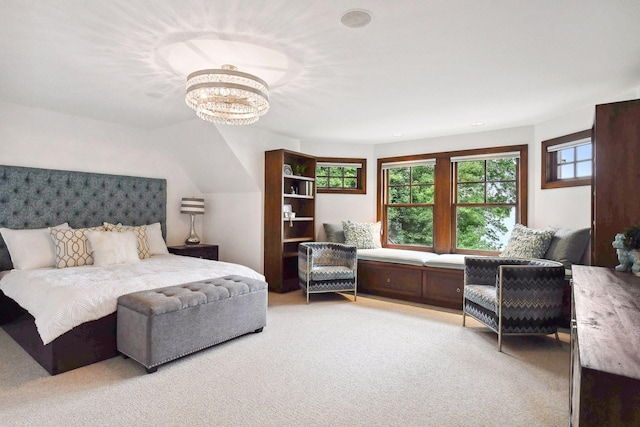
102 222 150 259
145 222 169 255
86 231 140 267
373 221 382 248
0 223 70 270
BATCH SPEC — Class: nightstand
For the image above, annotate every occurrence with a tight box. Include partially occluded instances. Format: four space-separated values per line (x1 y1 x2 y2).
167 244 219 261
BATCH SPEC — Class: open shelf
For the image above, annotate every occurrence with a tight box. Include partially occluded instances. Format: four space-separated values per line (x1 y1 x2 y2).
284 174 314 182
265 149 316 293
283 236 314 243
282 217 313 222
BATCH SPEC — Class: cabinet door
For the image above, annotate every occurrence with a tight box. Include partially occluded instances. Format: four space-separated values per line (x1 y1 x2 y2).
358 261 422 299
423 269 464 309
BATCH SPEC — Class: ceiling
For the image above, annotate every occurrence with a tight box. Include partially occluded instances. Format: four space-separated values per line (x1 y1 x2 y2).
1 0 639 144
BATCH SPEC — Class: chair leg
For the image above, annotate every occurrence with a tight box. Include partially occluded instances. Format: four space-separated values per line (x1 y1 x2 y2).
555 330 561 347
498 330 503 352
462 310 466 327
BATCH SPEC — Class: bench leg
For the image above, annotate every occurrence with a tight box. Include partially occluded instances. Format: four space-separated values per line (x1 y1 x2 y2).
254 327 264 333
146 366 158 374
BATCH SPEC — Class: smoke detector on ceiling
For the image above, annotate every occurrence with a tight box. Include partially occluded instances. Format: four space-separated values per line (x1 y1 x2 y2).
340 9 372 28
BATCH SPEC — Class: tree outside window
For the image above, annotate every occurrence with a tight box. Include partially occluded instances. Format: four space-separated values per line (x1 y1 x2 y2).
378 145 527 254
454 157 517 251
383 162 435 248
316 158 366 194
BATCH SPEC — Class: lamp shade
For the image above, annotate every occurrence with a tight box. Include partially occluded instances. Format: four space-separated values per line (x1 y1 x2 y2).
180 197 205 215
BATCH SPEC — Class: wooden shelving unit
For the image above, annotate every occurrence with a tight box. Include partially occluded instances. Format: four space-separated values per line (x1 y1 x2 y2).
264 149 316 292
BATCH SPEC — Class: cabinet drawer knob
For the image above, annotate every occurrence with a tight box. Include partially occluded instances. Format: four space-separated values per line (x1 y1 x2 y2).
456 287 461 293
386 278 391 283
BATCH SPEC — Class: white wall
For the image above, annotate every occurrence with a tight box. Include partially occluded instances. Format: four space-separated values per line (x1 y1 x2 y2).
206 126 300 273
530 88 640 230
0 101 200 245
530 108 593 229
373 126 534 160
0 101 302 273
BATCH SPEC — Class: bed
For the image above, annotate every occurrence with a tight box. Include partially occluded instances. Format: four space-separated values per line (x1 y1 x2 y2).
0 165 263 375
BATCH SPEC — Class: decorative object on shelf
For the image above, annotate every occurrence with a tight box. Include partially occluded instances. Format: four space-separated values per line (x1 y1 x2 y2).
180 197 205 245
613 226 640 275
283 164 293 176
613 233 633 272
283 204 295 227
185 64 269 125
292 164 307 176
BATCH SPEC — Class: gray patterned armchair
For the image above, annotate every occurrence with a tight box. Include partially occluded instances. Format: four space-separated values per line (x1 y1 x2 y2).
462 256 565 351
298 242 357 304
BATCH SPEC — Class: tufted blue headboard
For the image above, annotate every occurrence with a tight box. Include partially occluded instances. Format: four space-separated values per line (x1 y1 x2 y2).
0 165 167 271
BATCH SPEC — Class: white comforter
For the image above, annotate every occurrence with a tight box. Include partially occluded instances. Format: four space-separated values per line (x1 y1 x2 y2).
0 254 265 345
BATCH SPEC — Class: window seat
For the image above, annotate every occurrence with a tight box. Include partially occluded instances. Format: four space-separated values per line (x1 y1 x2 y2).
356 249 469 310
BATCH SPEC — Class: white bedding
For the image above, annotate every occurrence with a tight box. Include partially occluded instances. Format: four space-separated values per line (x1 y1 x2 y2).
0 254 265 345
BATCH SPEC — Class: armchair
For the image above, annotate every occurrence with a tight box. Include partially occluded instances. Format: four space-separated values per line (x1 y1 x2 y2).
298 242 357 304
462 256 565 351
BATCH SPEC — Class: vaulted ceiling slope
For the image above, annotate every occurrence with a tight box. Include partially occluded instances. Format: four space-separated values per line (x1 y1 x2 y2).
1 1 639 143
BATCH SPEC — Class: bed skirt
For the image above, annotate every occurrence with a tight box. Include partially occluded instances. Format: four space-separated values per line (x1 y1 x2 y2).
0 290 118 375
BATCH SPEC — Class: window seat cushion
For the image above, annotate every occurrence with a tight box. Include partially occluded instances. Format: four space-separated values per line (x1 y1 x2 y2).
357 248 439 266
423 254 469 270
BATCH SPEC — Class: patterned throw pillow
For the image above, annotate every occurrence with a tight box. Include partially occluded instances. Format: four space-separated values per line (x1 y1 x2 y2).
342 220 375 249
103 222 151 259
500 224 556 259
49 226 106 268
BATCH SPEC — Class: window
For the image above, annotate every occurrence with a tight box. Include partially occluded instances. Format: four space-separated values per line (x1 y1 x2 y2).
381 159 435 248
452 153 519 251
541 130 592 189
378 145 527 254
316 157 366 194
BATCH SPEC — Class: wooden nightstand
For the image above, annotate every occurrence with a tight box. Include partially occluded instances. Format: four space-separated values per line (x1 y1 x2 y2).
168 244 219 261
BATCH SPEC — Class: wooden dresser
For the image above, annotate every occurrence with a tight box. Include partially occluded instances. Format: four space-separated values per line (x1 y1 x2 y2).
571 265 640 426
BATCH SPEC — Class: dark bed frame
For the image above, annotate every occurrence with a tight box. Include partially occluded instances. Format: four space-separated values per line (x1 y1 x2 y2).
0 165 166 375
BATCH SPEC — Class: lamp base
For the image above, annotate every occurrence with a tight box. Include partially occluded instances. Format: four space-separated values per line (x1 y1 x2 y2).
185 213 201 245
185 236 201 245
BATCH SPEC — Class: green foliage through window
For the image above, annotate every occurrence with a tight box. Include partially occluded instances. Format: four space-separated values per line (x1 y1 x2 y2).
316 160 364 193
455 158 517 251
385 164 435 246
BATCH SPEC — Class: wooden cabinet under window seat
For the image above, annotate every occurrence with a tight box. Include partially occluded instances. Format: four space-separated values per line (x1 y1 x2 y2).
357 259 464 310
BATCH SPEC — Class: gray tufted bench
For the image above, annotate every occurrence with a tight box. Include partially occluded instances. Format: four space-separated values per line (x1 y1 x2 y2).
116 275 267 373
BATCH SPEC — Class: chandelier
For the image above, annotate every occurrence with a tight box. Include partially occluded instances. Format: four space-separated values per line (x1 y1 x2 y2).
185 64 270 125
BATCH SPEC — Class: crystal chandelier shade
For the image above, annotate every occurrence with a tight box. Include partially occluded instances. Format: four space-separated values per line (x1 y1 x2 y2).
185 65 270 125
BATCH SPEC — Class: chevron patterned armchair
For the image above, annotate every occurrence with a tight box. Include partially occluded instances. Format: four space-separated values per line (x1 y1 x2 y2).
462 256 565 351
298 242 357 304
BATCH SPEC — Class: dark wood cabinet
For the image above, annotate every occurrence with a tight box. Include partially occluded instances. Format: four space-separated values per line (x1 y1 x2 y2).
264 149 316 292
571 266 640 426
358 261 423 300
357 260 464 310
168 244 219 261
422 268 464 310
592 99 640 267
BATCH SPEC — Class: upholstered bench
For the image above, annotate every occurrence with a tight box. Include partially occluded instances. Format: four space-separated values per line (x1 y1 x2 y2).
117 275 267 373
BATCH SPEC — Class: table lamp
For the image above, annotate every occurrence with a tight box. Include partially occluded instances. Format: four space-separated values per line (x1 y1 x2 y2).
181 197 205 245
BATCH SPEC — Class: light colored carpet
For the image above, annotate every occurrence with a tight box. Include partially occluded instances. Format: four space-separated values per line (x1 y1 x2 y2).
0 291 570 426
